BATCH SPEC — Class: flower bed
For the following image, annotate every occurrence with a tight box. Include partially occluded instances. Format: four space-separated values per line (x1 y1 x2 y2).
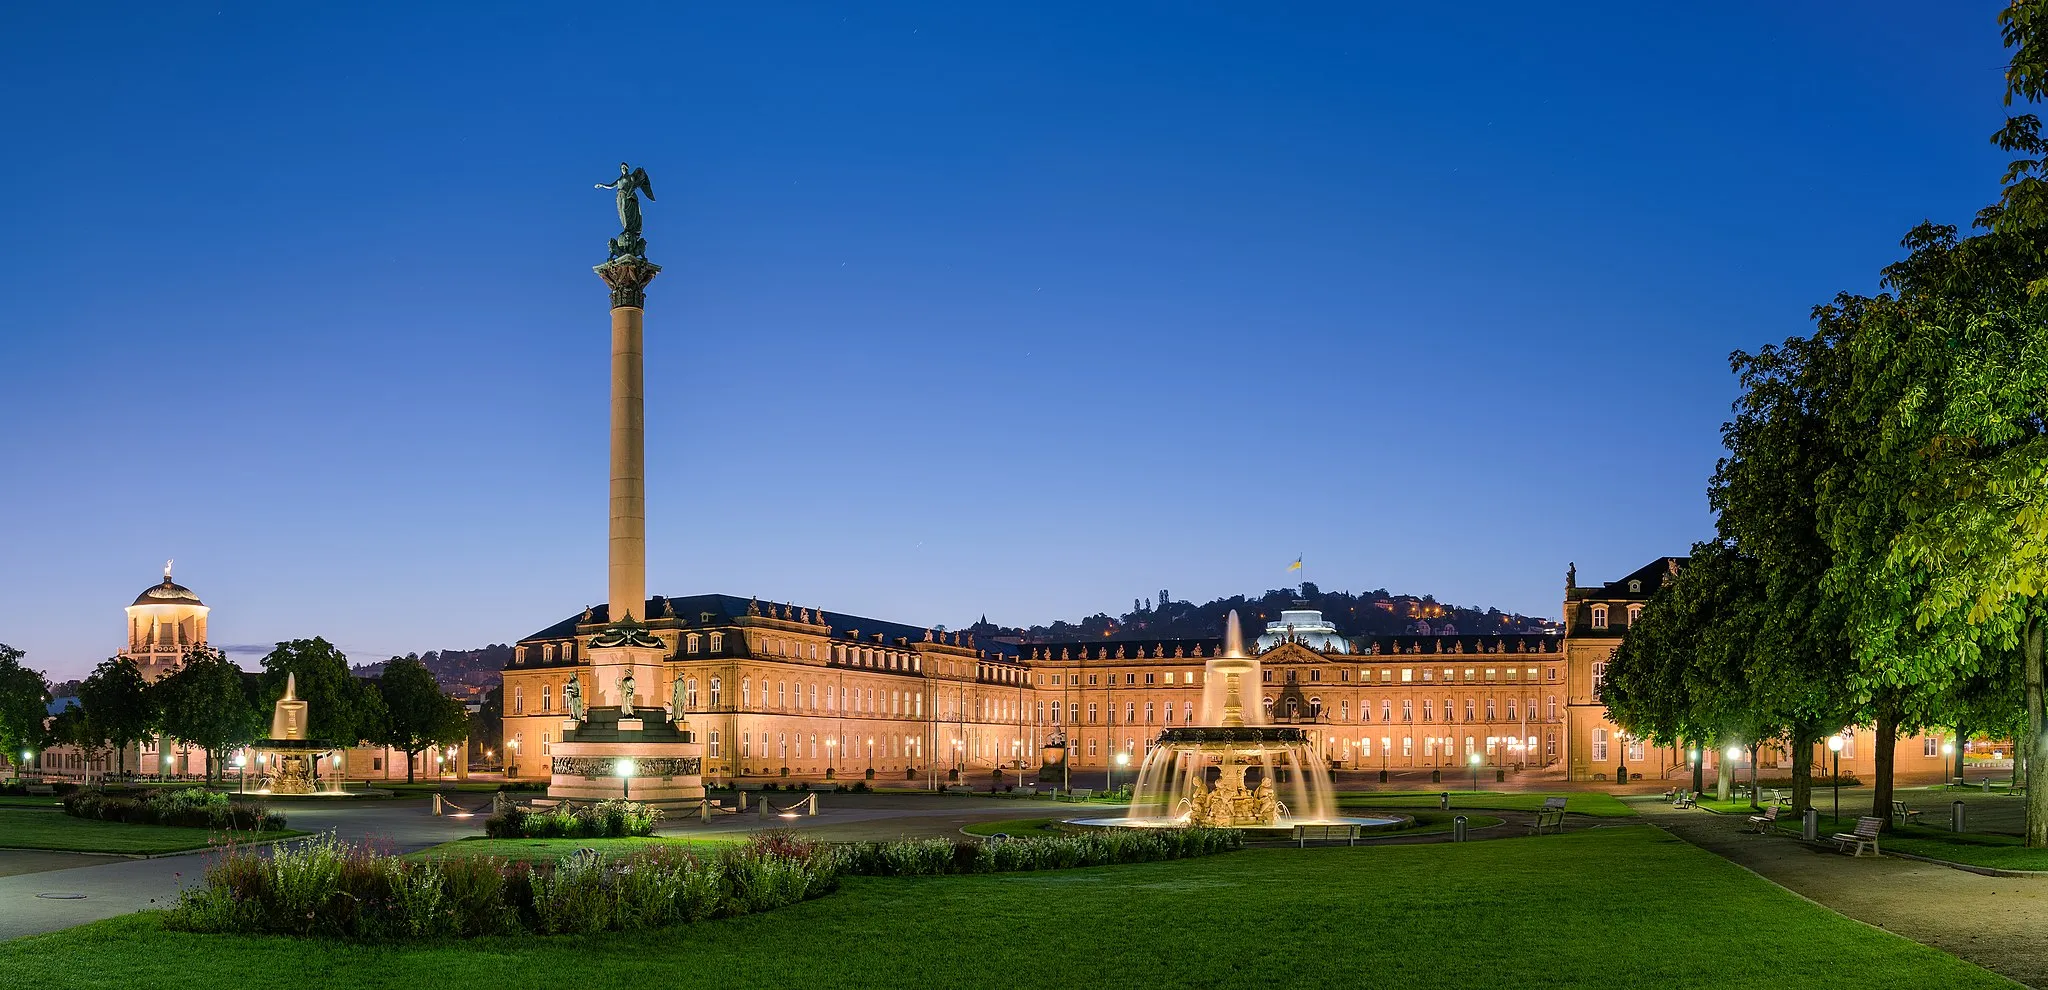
165 831 838 939
65 788 284 832
484 799 661 838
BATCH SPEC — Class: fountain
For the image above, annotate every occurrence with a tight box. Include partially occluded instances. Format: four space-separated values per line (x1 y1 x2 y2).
1071 611 1399 834
251 673 334 794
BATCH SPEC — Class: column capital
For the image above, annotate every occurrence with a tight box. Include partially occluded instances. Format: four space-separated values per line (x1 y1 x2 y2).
594 256 662 309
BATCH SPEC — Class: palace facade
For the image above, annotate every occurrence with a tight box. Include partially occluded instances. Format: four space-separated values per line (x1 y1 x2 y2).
501 559 1975 786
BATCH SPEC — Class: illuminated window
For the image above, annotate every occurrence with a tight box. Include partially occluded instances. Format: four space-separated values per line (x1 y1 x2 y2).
708 677 721 707
1590 606 1608 630
1401 700 1412 722
1592 729 1609 761
686 634 700 654
709 633 723 651
541 684 552 712
1144 702 1155 723
686 678 699 708
513 687 523 715
1420 700 1432 721
1087 703 1098 723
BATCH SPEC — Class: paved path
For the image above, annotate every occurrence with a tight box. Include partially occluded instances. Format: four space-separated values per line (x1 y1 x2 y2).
1643 801 2048 989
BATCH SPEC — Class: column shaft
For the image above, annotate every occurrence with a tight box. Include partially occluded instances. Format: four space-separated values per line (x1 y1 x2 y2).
608 304 646 620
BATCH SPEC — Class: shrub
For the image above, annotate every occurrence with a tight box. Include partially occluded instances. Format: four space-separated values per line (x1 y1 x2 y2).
484 800 660 839
832 827 1243 878
166 832 838 941
63 788 284 832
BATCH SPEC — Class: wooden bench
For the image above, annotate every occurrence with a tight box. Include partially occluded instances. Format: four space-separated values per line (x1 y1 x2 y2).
942 785 976 794
1767 788 1796 807
24 784 53 796
1890 800 1922 826
1527 796 1568 834
1832 816 1884 857
1745 805 1781 833
1293 823 1361 847
1673 790 1696 809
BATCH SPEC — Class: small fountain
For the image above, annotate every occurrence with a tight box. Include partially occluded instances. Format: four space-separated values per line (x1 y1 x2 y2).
252 673 334 794
1071 611 1398 834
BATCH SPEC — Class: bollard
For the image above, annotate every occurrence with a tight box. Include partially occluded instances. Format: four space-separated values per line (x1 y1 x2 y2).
1440 792 1450 810
1953 800 1967 834
432 793 444 817
737 790 747 812
699 798 711 823
1984 779 1992 793
1452 815 1468 842
806 793 818 816
760 796 771 819
1801 807 1818 841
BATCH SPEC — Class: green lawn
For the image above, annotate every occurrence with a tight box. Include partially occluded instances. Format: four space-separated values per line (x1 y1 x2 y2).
0 795 65 808
1761 813 2048 871
0 827 2016 989
0 808 304 855
406 835 741 864
960 818 1068 838
960 813 1509 840
1336 790 1635 818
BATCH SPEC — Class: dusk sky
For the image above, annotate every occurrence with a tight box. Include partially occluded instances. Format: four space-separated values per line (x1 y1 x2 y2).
0 3 2017 681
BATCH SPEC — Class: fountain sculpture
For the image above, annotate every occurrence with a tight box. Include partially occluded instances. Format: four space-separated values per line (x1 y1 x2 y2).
1078 611 1393 832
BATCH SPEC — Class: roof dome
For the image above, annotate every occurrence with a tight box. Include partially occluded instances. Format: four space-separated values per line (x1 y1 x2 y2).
133 577 203 607
1255 607 1349 654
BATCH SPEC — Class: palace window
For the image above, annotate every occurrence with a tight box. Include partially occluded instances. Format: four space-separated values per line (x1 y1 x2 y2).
1590 606 1608 630
1124 702 1135 723
1380 669 1391 683
1486 699 1497 720
686 634 700 654
1088 674 1099 686
542 731 551 756
1506 700 1518 721
685 678 699 708
1145 702 1155 723
1402 737 1413 758
1340 700 1350 721
1629 739 1645 762
1087 703 1098 724
1592 729 1609 762
1464 668 1475 682
1401 700 1413 722
1284 670 1296 684
513 687 523 715
1183 701 1194 722
541 684 552 712
709 633 723 651
514 646 525 664
1144 673 1155 685
1380 700 1391 722
1311 669 1322 683
1546 667 1557 681
1125 673 1136 685
709 677 722 707
542 644 555 662
1627 605 1643 627
1360 737 1372 757
1263 671 1273 683
1263 698 1276 719
1088 738 1098 758
1419 668 1430 682
741 678 752 708
1924 736 1941 757
1401 668 1413 683
1592 662 1607 689
1546 696 1556 720
741 732 751 759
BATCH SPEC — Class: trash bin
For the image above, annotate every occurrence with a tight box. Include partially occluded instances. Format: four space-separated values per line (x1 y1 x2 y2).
1453 815 1468 842
1802 807 1817 841
1439 792 1450 810
1953 800 1967 834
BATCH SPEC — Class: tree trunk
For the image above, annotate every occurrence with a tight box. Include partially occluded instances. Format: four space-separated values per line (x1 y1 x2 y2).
2026 616 2046 847
1790 729 1814 814
1690 737 1704 796
1748 743 1762 810
1953 722 1969 784
1715 740 1733 802
406 748 417 783
1871 707 1898 831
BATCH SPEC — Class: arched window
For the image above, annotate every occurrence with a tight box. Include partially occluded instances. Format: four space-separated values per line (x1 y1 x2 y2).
1285 698 1300 718
1262 697 1275 718
742 678 752 708
513 686 523 714
1309 697 1323 718
1627 604 1643 627
709 677 722 708
686 677 699 708
541 684 553 712
777 681 786 708
1592 728 1610 761
1590 605 1609 630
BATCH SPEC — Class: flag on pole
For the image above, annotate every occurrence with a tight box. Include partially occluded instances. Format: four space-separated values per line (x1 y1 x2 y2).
1288 555 1303 572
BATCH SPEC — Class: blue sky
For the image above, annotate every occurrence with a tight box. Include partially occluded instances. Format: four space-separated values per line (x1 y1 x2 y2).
0 3 2020 680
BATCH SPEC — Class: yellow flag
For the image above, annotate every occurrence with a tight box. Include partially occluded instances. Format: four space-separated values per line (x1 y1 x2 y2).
1288 556 1303 572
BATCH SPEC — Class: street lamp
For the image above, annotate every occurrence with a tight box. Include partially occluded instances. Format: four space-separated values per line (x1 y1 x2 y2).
1469 752 1481 792
866 737 874 777
508 738 519 778
234 752 247 794
1615 728 1630 788
616 757 635 800
1114 750 1131 795
826 737 836 777
1943 740 1958 786
1826 734 1844 823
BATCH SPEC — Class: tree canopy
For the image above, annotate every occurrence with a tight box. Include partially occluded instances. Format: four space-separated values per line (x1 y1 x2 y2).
0 644 51 761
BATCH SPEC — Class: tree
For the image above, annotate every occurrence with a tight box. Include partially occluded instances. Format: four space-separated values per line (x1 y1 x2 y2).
375 656 466 783
156 648 259 783
468 685 502 760
259 638 382 745
77 657 155 774
47 705 109 774
0 645 51 765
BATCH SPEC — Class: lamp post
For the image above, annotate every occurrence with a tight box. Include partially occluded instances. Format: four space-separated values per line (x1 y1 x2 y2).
1615 728 1630 788
866 737 874 777
1826 734 1843 824
1114 750 1131 796
508 738 519 779
1943 740 1958 786
1726 744 1745 808
826 737 836 777
616 757 635 801
1468 752 1481 792
234 752 246 794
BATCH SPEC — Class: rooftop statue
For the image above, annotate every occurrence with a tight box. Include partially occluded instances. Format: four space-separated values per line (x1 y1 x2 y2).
596 162 655 260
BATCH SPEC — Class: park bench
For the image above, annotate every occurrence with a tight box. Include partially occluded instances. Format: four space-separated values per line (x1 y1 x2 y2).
1526 796 1567 834
1832 816 1885 857
1063 788 1094 802
1767 788 1796 807
1293 823 1361 847
24 784 54 796
1890 800 1922 826
1673 790 1696 809
1745 805 1781 833
942 785 976 794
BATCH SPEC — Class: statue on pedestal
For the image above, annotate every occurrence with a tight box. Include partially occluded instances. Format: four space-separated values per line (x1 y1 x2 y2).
618 671 637 718
563 674 585 722
669 675 689 723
